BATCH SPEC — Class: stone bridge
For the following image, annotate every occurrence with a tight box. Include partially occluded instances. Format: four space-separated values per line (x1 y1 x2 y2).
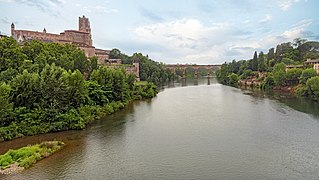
165 64 221 79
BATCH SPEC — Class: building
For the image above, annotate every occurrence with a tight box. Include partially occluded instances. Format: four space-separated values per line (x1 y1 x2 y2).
285 64 304 72
305 58 319 74
10 16 140 80
11 16 109 64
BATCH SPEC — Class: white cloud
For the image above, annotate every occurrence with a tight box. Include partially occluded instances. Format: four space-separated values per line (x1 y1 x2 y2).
275 0 300 11
291 19 313 29
259 14 273 23
132 17 317 64
133 19 253 64
81 5 118 14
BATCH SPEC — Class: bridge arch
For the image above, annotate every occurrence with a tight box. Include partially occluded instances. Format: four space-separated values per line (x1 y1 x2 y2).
165 64 221 79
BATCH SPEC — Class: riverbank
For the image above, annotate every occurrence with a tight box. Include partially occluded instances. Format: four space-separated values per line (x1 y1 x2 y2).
0 81 158 142
0 141 64 175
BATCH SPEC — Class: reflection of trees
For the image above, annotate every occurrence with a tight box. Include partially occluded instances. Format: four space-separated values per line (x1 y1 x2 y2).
240 88 319 117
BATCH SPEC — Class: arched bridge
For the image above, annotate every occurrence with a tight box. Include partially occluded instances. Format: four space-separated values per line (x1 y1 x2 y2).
165 64 221 79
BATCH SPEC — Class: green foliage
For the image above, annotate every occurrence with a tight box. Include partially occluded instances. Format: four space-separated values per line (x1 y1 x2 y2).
133 53 173 85
306 76 319 101
227 73 239 87
258 51 266 72
300 68 317 84
0 37 159 141
10 70 41 109
295 84 308 96
132 81 158 100
0 82 13 126
216 38 319 101
0 141 64 169
261 73 275 90
251 51 258 71
109 48 122 59
272 62 286 86
86 81 109 105
0 37 26 71
286 68 302 85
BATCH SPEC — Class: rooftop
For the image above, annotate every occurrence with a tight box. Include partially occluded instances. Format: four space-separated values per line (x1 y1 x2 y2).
305 59 319 63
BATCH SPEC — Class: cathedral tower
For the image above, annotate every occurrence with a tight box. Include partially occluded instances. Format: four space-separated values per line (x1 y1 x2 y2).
79 15 92 47
11 22 15 36
79 15 91 33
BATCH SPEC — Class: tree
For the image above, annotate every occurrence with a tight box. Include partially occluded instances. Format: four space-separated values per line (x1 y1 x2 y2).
258 51 266 72
267 48 275 61
109 48 122 59
89 56 98 72
300 68 317 84
0 37 26 71
86 80 109 105
227 73 239 86
286 68 302 85
62 70 88 108
10 70 41 109
0 82 13 126
39 64 68 111
306 76 319 101
251 51 258 71
272 62 286 86
261 73 275 89
293 38 307 48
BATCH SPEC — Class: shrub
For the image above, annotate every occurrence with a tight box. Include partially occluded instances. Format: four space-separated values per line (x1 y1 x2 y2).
306 76 319 101
300 68 317 84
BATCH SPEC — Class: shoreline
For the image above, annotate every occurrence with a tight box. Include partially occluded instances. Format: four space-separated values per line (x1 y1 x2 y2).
0 141 64 175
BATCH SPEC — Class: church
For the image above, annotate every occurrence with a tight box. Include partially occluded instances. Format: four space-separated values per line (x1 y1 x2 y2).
10 16 110 65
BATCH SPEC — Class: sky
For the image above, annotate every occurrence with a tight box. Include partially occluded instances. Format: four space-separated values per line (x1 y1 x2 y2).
0 0 319 64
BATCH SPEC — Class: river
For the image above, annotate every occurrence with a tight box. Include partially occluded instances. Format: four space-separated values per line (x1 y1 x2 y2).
1 78 319 179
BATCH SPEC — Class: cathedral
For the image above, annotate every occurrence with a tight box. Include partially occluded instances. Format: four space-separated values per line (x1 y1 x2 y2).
11 16 110 65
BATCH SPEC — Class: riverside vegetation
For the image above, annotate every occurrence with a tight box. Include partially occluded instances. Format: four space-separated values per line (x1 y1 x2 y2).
217 38 319 101
0 37 172 141
0 141 64 174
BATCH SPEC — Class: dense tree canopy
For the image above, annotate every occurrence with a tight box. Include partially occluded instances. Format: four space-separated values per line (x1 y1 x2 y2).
217 38 319 101
0 37 158 141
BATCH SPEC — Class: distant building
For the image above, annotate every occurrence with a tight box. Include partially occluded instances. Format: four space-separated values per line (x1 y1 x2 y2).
305 58 319 74
10 16 140 80
11 16 109 64
285 64 304 72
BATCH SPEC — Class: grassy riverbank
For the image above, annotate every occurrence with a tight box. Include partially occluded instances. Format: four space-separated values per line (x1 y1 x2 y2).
0 141 64 174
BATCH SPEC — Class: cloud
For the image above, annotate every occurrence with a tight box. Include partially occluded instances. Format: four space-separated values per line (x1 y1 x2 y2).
291 19 313 29
274 0 300 11
259 14 272 23
139 7 163 21
1 0 65 16
0 17 10 24
133 18 253 64
83 5 118 14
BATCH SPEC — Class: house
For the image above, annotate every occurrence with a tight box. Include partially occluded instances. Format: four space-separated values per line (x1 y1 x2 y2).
305 59 319 74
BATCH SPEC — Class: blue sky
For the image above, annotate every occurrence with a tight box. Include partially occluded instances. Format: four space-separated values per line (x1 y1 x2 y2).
1 0 318 64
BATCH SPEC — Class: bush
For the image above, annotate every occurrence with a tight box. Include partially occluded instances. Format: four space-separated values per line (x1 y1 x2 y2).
261 73 275 90
300 68 317 84
227 73 239 87
306 76 319 101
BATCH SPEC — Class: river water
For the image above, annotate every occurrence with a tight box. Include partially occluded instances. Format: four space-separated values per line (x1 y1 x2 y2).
1 78 319 179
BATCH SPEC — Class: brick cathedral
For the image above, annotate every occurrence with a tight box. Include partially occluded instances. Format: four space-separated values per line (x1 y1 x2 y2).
11 16 109 64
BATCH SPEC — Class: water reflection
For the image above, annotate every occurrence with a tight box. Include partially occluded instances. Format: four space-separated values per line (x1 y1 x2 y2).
240 87 319 118
1 79 319 179
165 78 216 89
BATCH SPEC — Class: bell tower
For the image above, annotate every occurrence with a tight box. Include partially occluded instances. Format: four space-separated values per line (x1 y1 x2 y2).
79 15 91 33
11 22 15 36
79 15 92 46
